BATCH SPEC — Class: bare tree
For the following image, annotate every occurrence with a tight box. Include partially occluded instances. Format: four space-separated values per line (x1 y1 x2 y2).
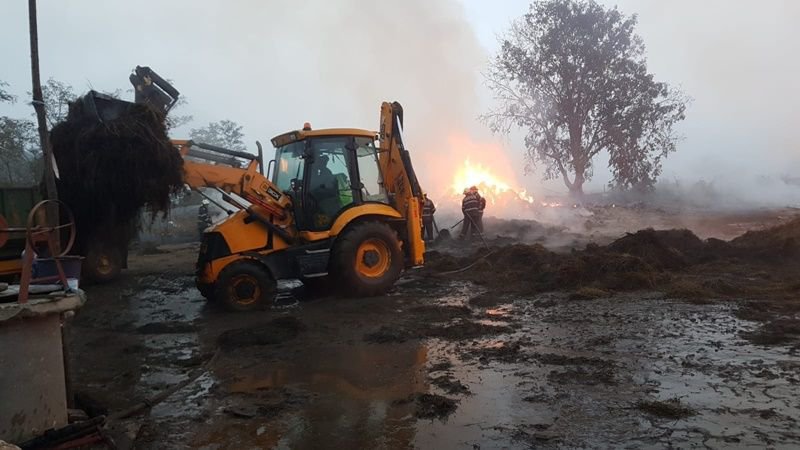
190 120 246 151
1 81 38 185
37 78 76 127
483 0 687 197
165 96 194 130
0 117 37 184
0 81 15 103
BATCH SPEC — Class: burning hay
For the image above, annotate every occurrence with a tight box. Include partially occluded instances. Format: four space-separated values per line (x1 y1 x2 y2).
50 94 184 248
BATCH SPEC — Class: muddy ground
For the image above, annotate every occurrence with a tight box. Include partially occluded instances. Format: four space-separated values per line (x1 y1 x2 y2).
68 207 800 449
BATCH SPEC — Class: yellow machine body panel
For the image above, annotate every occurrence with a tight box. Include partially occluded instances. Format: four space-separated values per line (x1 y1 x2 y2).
173 139 293 223
199 203 403 284
271 128 375 148
377 102 425 265
196 208 293 284
297 204 403 242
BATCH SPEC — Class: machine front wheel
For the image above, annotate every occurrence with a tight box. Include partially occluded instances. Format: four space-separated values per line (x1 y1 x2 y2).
333 221 403 297
196 281 213 300
213 260 276 311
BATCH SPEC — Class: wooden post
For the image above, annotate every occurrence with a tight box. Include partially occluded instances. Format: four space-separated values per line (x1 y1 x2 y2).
29 0 73 412
28 0 58 202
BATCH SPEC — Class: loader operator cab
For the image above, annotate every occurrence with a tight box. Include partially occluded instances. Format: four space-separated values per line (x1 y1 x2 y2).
272 128 389 232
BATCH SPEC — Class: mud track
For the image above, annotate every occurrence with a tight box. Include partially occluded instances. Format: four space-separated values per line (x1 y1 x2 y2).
69 215 800 448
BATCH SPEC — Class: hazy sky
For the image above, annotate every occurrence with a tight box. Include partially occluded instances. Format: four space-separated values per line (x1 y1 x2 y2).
1 1 798 201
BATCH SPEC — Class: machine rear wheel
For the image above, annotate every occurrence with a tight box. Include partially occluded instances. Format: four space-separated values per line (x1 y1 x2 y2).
214 260 276 311
333 221 403 297
83 244 122 283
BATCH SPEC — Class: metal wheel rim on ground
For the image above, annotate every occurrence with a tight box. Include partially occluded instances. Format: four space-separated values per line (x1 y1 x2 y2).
229 274 261 305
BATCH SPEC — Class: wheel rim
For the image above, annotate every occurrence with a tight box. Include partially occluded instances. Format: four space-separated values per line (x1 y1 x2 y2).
95 254 114 276
229 274 261 305
355 238 391 279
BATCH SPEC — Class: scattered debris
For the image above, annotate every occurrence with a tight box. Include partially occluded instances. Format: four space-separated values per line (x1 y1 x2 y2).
394 393 458 420
471 340 524 363
428 361 453 372
663 279 715 300
468 292 507 307
742 318 800 346
363 326 414 344
637 398 695 419
534 353 610 367
430 374 470 395
137 241 168 255
136 321 197 334
217 316 304 348
408 304 472 321
569 287 610 300
547 366 616 386
424 320 511 340
223 402 284 419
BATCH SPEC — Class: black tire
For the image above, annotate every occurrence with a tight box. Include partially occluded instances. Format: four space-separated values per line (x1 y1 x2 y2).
213 260 276 312
332 221 403 297
196 281 213 300
83 244 123 283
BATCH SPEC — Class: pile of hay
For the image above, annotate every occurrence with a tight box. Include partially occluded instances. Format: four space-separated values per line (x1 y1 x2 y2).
730 217 800 260
427 218 800 295
456 243 658 294
607 229 705 269
50 95 184 249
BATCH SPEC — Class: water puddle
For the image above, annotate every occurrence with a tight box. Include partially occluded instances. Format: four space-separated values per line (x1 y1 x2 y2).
131 280 800 448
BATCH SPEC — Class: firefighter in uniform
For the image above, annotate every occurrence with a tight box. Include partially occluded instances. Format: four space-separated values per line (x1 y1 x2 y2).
460 186 483 240
421 193 437 242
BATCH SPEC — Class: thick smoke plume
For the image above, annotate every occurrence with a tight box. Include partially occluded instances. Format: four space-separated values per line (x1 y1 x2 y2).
185 0 494 196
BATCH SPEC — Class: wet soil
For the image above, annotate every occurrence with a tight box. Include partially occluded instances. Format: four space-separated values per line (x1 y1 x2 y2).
66 213 800 449
637 398 696 420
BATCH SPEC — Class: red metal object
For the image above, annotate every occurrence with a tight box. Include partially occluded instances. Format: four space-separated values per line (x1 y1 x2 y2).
14 200 77 303
51 430 110 449
0 215 8 248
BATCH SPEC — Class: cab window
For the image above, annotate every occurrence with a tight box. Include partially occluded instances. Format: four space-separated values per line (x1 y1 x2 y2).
306 137 354 230
273 141 305 193
355 137 388 203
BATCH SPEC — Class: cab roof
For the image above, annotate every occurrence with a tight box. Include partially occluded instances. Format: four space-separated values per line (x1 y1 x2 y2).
271 128 376 147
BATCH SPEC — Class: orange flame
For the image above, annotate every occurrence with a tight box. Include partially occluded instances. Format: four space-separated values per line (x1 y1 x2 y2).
416 134 563 215
450 159 535 208
451 159 512 196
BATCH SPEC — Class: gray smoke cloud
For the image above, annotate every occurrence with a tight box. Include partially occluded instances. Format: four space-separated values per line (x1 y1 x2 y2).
0 0 489 191
598 0 800 206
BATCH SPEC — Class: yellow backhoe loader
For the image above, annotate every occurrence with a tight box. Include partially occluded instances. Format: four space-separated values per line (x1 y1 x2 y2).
177 102 425 311
66 66 425 307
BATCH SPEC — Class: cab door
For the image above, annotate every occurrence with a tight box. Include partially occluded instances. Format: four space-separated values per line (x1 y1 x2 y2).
302 136 357 231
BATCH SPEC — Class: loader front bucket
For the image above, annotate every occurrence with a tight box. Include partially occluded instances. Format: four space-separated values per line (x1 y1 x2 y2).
73 90 138 123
